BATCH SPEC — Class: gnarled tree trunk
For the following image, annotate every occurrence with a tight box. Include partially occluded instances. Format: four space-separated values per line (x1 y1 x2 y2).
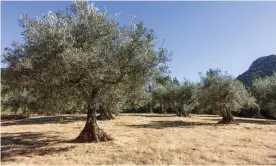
177 107 189 117
219 110 235 124
253 106 264 119
147 103 153 113
159 105 165 114
149 106 153 113
97 108 114 121
74 88 112 143
74 104 112 143
22 105 30 118
177 112 189 117
12 104 19 115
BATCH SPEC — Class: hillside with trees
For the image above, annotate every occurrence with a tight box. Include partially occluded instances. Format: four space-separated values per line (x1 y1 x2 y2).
237 54 276 87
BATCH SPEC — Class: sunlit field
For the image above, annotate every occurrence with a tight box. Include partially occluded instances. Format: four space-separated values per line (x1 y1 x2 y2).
1 113 276 165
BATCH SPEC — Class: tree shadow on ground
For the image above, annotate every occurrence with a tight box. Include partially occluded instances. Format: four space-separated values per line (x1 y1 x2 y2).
1 115 87 126
192 114 218 117
206 117 276 125
1 132 76 162
126 120 214 129
269 155 276 158
121 114 175 118
121 113 220 118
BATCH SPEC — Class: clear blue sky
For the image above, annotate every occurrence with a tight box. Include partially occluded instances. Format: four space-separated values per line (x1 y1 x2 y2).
2 1 276 81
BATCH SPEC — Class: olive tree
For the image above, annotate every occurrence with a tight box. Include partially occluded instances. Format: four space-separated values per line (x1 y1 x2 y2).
122 83 153 113
152 85 168 113
1 87 37 116
151 76 181 114
96 85 120 120
97 80 142 120
176 80 199 117
252 74 276 119
2 1 170 142
199 69 258 124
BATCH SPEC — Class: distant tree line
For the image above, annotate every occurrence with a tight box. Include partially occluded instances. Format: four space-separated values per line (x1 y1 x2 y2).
124 69 276 120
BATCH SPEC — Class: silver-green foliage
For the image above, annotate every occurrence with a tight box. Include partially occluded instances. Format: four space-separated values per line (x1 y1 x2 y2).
199 69 258 117
176 80 199 115
151 76 198 115
1 87 37 115
252 73 276 118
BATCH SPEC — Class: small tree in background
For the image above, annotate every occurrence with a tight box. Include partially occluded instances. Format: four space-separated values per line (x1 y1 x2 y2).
97 80 147 120
152 84 168 113
96 85 121 120
176 79 199 117
1 87 37 117
199 69 258 124
252 74 276 119
151 76 181 114
2 1 171 142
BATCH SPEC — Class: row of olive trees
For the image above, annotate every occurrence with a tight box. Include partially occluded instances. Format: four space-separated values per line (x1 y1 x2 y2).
148 69 260 123
3 68 273 123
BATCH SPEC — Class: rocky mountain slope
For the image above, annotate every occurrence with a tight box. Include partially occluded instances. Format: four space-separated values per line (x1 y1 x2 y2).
237 54 276 86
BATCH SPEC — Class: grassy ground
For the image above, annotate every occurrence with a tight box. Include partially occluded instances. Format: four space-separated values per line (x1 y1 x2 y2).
1 113 276 165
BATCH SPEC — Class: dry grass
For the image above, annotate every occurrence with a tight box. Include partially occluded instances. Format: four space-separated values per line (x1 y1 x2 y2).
1 113 276 165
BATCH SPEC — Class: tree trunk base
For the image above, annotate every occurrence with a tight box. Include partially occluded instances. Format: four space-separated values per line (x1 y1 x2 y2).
252 114 265 119
97 111 114 121
74 103 112 143
177 113 190 117
218 116 237 124
74 124 112 143
177 108 190 117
